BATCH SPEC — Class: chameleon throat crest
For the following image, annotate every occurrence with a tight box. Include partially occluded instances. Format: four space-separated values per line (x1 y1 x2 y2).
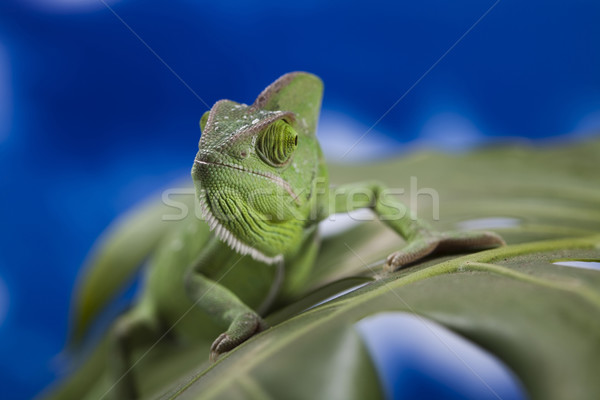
196 176 285 265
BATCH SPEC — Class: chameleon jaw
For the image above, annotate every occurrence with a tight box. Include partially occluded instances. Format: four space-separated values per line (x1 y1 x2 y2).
196 186 284 266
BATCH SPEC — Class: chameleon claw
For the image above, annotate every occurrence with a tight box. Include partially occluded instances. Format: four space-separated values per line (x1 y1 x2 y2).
209 312 267 362
209 333 229 362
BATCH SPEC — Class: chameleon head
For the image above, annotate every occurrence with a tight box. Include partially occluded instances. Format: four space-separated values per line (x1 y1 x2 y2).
191 72 326 264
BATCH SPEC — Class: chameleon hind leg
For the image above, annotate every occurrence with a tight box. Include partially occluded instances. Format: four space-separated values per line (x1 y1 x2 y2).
384 230 505 271
109 302 162 400
331 181 505 272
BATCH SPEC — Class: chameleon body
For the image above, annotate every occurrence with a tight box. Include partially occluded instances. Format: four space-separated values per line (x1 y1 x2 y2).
63 72 504 399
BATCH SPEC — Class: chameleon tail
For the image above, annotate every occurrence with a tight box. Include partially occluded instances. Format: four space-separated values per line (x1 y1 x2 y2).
37 336 111 400
68 187 195 349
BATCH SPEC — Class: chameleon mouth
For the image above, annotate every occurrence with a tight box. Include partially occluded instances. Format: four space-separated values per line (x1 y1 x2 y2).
194 159 299 202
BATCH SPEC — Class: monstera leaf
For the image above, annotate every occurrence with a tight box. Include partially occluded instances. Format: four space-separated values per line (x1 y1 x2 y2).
43 137 600 400
161 138 600 400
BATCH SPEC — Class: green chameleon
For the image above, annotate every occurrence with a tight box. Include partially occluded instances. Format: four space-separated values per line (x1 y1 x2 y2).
55 72 504 399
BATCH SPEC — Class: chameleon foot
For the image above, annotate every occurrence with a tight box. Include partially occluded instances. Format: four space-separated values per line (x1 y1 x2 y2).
210 312 267 362
384 230 505 272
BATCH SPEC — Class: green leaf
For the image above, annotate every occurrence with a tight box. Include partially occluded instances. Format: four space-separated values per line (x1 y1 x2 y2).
41 138 600 400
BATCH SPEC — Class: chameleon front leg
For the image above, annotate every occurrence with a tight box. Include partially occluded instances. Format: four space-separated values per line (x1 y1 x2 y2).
184 260 268 362
331 181 505 272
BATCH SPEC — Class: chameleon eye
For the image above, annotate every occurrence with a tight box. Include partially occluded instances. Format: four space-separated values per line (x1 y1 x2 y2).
256 120 298 167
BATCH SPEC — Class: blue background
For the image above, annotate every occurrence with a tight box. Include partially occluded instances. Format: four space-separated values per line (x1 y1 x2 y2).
0 0 598 399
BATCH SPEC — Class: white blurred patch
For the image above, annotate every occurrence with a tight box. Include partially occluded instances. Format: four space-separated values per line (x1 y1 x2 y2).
318 110 401 162
319 209 373 238
457 217 521 231
419 111 485 151
554 261 600 271
318 109 491 163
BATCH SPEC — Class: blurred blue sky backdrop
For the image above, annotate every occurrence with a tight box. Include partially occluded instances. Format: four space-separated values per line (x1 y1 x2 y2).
0 0 599 398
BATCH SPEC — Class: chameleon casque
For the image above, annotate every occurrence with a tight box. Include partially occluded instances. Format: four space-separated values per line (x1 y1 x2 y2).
57 72 505 399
